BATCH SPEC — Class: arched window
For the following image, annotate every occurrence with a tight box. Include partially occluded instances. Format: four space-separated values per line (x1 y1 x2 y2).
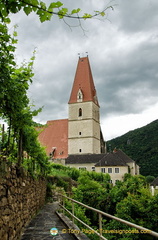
77 89 83 102
79 108 82 117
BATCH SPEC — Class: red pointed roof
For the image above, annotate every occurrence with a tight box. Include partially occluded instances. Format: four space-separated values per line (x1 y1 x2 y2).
68 57 99 106
38 119 68 159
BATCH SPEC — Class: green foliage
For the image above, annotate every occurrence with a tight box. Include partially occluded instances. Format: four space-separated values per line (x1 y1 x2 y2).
146 175 155 184
83 170 111 183
77 174 103 192
71 8 81 15
67 167 80 181
0 22 50 176
64 198 91 229
48 164 80 192
107 120 158 177
74 204 91 228
83 13 92 19
46 181 54 200
74 173 156 239
101 175 157 240
110 175 147 204
72 173 112 226
48 163 157 239
49 163 111 192
105 189 158 240
0 0 113 23
49 163 80 181
54 176 69 191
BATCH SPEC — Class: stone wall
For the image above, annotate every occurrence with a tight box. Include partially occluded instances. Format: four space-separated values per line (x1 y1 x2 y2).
0 164 47 240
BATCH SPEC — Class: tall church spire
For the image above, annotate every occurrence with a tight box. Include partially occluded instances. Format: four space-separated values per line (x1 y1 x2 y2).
69 57 99 106
68 56 102 155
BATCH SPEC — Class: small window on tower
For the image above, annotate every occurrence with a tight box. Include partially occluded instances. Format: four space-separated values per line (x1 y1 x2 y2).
79 149 82 152
79 108 82 117
77 89 83 102
79 132 82 135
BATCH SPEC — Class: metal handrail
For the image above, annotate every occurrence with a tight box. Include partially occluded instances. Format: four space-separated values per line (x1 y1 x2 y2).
59 204 107 240
58 193 158 239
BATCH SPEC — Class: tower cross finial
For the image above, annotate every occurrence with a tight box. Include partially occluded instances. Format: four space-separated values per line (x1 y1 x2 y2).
78 52 88 58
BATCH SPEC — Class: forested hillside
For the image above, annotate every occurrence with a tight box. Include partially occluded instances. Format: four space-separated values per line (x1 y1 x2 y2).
107 119 158 177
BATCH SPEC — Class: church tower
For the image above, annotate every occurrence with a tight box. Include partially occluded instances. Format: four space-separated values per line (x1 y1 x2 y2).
68 56 103 155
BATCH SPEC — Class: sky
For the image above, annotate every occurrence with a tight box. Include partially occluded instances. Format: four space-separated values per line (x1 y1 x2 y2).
8 0 158 141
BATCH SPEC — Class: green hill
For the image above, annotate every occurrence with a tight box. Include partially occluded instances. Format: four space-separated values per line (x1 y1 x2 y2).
107 119 158 177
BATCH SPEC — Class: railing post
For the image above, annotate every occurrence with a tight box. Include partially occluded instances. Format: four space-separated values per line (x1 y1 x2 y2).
72 201 75 224
57 193 60 202
62 196 65 214
99 213 102 239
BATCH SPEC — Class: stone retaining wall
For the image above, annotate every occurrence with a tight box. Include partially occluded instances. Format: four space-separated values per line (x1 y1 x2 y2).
0 164 47 240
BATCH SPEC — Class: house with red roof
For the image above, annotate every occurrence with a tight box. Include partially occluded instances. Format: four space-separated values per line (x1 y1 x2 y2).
38 56 139 184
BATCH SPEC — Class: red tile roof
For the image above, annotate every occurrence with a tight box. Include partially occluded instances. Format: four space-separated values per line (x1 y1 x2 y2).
68 57 99 106
38 119 68 159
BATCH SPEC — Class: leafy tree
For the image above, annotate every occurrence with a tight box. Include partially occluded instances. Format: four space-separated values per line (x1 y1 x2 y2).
47 164 157 239
105 189 158 240
101 175 156 240
146 175 155 184
110 175 147 207
1 23 34 161
72 173 112 226
0 22 50 176
84 170 111 184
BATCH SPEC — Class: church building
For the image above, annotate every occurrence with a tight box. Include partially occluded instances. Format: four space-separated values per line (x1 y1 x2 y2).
38 56 139 184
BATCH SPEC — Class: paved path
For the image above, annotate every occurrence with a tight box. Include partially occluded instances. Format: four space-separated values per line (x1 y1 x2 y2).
20 202 76 240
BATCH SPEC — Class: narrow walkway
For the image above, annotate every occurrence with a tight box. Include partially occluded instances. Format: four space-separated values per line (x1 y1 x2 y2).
20 202 77 240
